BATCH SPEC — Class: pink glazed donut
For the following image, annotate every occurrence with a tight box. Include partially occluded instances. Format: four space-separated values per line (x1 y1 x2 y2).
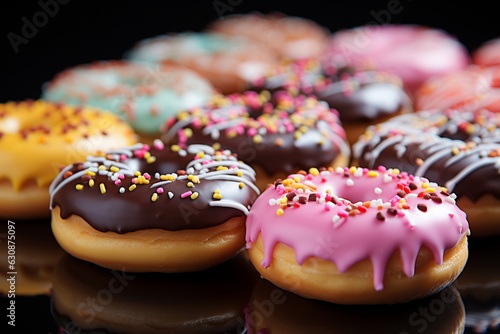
325 24 470 94
415 65 500 113
246 166 469 304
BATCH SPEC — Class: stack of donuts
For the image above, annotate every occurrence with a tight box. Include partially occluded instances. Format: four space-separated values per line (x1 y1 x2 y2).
6 11 500 311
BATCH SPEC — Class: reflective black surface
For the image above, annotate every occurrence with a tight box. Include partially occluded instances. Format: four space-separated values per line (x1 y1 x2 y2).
1 220 500 333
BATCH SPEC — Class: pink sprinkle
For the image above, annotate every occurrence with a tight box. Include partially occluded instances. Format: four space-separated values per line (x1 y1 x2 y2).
181 191 192 198
306 174 313 180
118 174 125 180
325 193 332 202
202 160 211 165
363 168 369 174
324 204 330 211
120 154 127 161
338 211 348 218
134 150 145 159
378 166 387 173
247 127 258 137
114 180 121 185
409 175 415 181
397 211 406 217
153 139 164 150
285 123 295 133
157 187 164 194
449 213 454 218
192 119 202 127
143 144 150 151
131 178 136 184
277 184 286 195
143 173 151 180
230 165 237 169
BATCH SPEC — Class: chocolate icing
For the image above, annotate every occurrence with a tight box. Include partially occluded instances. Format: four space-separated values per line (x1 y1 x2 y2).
161 90 350 175
353 109 500 201
50 143 259 233
250 59 412 123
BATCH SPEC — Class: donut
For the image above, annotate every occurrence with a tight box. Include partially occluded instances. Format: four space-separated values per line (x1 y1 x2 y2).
415 65 500 113
51 252 257 334
353 108 500 236
49 141 260 272
125 32 278 94
0 100 136 220
473 38 500 68
206 12 330 60
41 60 215 136
250 58 412 144
246 278 465 333
326 24 470 94
245 167 469 304
161 90 350 190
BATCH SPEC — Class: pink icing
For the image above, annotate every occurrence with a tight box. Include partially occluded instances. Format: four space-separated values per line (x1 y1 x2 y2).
246 167 469 291
325 25 470 93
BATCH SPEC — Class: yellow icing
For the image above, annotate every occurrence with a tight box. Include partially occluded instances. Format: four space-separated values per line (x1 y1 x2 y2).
0 100 136 191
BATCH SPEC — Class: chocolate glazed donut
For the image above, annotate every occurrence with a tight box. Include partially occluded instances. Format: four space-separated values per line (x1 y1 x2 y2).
161 90 350 190
353 108 500 236
250 59 412 144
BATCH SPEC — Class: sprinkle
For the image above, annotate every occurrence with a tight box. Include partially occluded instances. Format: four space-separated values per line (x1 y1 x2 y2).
308 168 319 176
64 171 74 179
308 193 317 201
153 139 164 150
86 170 96 176
181 191 192 198
421 182 429 189
387 208 397 216
367 171 379 178
417 204 427 212
157 187 164 194
275 138 283 146
190 192 199 200
129 184 136 192
187 182 194 188
276 208 284 216
171 144 181 152
425 187 436 193
374 187 382 195
119 187 125 193
217 166 229 171
239 182 245 189
445 196 456 204
151 193 158 202
376 212 385 221
89 179 95 188
99 183 106 194
168 192 174 199
346 179 354 186
253 134 262 144
75 184 83 191
415 158 424 166
110 166 119 173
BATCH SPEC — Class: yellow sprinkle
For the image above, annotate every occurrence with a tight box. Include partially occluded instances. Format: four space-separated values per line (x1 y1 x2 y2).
75 184 84 191
326 189 332 194
160 174 175 181
294 131 302 140
212 143 221 150
213 193 222 200
89 179 95 188
253 134 262 144
276 208 284 216
308 168 319 176
187 182 194 187
237 171 243 177
280 197 287 204
110 166 119 173
86 171 96 176
399 198 406 204
151 193 158 202
129 184 136 192
425 187 436 193
214 189 220 193
282 179 294 186
177 111 190 120
196 151 205 159
98 165 107 170
451 147 459 155
171 144 181 152
349 166 357 174
299 125 309 133
239 182 244 189
134 171 141 176
144 151 151 160
293 176 301 183
99 183 106 194
422 182 429 189
438 186 448 193
188 174 194 180
392 168 400 175
217 166 228 171
190 192 199 200
367 171 379 178
146 156 156 164
184 128 193 138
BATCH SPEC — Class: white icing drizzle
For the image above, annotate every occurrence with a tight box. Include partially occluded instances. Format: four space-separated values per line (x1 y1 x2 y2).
209 200 249 215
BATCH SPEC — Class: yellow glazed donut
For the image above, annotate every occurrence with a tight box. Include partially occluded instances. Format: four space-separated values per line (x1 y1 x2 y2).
49 142 260 272
0 100 136 220
246 167 469 304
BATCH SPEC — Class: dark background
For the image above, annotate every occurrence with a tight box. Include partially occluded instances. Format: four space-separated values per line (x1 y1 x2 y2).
1 0 499 103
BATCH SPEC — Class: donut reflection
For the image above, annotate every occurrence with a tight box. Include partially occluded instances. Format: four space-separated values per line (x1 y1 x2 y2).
0 220 64 296
51 251 258 333
454 237 500 333
246 278 465 334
